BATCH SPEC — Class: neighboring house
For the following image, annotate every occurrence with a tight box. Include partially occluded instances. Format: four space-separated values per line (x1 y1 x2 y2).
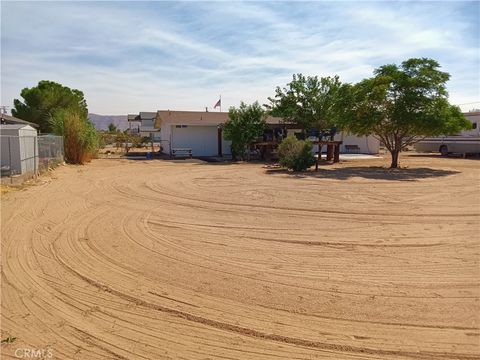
127 112 160 140
461 111 480 136
128 109 379 157
0 113 39 129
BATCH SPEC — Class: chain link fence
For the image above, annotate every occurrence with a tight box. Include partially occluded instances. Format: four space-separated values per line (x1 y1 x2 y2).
1 134 64 178
38 135 64 172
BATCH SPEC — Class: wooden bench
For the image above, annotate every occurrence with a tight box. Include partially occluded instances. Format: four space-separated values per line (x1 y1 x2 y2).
171 148 192 158
344 145 360 153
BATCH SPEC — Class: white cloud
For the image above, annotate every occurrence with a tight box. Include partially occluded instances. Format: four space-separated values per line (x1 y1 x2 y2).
1 1 478 114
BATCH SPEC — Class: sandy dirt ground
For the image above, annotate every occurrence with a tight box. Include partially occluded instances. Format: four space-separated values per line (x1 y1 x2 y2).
1 154 479 359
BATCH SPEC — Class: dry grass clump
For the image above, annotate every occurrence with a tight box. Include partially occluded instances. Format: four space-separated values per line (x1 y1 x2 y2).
50 110 98 164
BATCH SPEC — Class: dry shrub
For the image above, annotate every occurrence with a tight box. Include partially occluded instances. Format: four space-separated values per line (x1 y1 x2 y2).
278 135 315 171
50 110 99 164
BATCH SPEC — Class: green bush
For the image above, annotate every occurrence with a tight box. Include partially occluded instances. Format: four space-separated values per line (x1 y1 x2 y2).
278 136 315 171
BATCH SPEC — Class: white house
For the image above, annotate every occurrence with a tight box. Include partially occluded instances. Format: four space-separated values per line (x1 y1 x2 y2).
462 111 480 137
129 110 380 157
127 112 161 140
156 110 232 156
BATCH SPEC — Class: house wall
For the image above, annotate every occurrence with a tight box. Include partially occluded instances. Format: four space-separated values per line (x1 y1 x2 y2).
222 137 232 155
161 123 232 156
161 126 379 156
289 128 379 155
160 123 172 154
334 133 380 154
171 125 218 156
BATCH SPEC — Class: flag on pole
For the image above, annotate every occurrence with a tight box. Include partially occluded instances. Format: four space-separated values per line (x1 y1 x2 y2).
214 97 221 109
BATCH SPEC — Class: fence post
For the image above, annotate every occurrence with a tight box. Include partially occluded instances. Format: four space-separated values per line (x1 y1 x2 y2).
34 136 37 179
8 136 12 177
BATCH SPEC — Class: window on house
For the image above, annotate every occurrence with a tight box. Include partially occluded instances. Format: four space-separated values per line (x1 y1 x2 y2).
472 122 477 129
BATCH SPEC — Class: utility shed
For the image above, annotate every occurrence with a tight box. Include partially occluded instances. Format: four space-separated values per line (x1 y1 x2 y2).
0 125 38 176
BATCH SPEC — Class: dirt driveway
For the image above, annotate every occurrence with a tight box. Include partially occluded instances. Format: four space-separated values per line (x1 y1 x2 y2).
1 154 479 359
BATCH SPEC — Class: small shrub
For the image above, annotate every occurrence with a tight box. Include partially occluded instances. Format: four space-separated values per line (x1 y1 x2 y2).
129 135 143 148
278 136 315 172
1 336 17 344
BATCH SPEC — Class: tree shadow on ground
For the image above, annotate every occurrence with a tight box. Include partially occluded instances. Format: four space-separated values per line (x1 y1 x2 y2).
265 166 460 181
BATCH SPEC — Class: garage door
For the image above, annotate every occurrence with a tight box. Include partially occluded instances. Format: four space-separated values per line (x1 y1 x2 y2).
172 125 218 156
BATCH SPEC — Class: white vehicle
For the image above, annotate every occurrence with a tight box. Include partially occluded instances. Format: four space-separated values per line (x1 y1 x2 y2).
414 111 480 156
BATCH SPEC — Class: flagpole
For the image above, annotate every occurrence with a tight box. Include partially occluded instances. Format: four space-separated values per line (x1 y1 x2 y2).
219 95 221 112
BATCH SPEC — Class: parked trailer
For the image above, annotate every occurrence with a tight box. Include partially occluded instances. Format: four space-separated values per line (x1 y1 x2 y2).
414 111 480 156
414 136 480 156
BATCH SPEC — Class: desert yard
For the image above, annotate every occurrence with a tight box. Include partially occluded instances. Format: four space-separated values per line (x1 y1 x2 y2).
1 154 479 359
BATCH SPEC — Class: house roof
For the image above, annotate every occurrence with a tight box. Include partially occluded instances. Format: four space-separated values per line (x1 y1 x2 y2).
139 112 156 120
127 114 140 121
464 111 480 117
154 110 283 128
128 112 156 122
0 113 39 128
0 124 35 129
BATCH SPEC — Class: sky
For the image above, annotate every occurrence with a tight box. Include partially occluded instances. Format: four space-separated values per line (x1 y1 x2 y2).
1 1 479 115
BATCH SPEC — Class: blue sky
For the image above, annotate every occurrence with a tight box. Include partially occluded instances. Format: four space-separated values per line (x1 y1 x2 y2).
1 1 479 114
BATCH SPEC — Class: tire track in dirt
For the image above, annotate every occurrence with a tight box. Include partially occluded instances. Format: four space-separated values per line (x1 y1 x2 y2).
2 157 479 359
47 252 480 360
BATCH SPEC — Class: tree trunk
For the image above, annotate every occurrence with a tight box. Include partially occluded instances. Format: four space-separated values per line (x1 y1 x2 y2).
390 149 400 168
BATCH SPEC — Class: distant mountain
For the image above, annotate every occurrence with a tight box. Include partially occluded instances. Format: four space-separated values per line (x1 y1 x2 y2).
88 113 129 131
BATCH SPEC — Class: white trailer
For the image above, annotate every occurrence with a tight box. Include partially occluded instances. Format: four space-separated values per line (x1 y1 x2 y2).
414 112 480 156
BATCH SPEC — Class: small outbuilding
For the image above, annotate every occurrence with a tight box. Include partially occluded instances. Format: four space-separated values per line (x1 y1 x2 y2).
0 124 38 176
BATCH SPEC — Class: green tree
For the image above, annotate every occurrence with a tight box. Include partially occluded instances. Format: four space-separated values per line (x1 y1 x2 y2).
12 80 88 133
107 122 118 133
278 136 315 172
339 58 470 168
267 74 346 132
224 101 267 160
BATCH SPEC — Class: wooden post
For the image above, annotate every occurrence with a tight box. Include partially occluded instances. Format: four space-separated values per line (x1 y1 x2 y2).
334 143 340 163
217 127 223 157
34 136 37 179
327 144 333 161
